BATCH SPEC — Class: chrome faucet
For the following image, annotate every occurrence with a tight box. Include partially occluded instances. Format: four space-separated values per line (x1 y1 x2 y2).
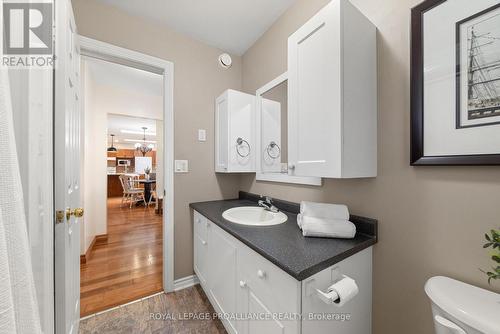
258 196 279 213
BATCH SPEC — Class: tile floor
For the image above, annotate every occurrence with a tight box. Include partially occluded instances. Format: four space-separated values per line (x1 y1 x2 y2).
79 285 227 334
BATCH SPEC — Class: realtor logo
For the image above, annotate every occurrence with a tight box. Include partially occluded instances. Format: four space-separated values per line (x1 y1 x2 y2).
2 1 53 68
3 2 53 55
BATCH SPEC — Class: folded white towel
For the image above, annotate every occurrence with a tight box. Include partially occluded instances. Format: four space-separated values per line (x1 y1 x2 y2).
300 201 349 221
297 213 303 229
300 215 356 239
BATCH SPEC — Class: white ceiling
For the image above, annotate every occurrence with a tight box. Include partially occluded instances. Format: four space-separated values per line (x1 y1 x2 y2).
96 0 297 55
85 57 163 96
107 114 159 149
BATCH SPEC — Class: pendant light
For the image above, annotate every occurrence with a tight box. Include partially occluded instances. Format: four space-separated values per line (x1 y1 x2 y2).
107 134 117 152
135 127 154 156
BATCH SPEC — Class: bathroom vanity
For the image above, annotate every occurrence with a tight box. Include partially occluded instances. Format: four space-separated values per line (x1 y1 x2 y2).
190 192 377 334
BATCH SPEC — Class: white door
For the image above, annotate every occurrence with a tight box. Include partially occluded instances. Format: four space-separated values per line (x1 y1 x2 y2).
54 0 82 333
287 1 342 177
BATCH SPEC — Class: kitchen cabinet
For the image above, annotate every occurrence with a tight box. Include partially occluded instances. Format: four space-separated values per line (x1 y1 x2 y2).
193 210 372 334
107 175 123 197
287 0 377 178
215 89 256 173
116 149 134 158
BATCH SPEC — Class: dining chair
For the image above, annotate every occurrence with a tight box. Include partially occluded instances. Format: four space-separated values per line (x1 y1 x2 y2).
148 183 157 207
119 174 146 208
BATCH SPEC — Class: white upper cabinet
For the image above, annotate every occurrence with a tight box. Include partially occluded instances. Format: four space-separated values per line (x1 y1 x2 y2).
288 0 377 178
215 89 256 173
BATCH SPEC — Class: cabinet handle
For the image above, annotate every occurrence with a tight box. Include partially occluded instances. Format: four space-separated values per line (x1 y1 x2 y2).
201 240 207 245
239 280 247 288
257 270 266 279
288 163 296 170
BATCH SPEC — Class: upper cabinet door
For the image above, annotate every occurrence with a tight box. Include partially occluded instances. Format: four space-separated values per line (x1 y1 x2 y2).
288 0 342 178
215 89 256 173
288 0 377 178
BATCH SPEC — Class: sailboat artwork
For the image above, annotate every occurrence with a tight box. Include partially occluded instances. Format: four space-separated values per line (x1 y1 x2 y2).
457 3 500 129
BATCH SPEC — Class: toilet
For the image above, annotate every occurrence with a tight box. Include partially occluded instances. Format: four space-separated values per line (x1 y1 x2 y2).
425 276 500 334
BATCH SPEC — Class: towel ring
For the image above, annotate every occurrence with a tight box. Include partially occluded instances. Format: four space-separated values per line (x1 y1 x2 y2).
266 141 281 159
236 137 251 158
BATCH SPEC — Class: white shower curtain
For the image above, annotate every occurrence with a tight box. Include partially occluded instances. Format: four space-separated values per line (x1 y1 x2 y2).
0 68 42 333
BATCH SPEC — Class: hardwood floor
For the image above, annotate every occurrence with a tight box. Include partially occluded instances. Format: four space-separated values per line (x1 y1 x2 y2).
80 197 163 317
79 286 227 334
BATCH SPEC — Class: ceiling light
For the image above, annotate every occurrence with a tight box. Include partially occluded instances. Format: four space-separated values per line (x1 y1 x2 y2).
120 129 156 136
123 139 156 144
135 127 154 156
107 134 117 152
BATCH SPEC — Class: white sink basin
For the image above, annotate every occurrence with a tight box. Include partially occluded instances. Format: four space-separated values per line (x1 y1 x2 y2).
222 207 287 226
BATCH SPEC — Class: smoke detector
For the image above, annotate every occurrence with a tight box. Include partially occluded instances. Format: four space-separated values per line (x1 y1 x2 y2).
218 53 232 69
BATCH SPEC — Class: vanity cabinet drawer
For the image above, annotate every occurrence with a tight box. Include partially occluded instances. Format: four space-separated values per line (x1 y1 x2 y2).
238 244 300 315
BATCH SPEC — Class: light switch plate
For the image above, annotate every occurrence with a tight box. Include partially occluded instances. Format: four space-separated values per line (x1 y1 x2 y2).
198 129 206 142
175 160 189 173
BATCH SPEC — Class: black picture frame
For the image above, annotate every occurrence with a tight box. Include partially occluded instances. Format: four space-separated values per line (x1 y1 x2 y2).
410 0 500 166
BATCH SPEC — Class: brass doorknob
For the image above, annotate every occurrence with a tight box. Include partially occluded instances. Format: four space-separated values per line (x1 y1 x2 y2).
66 208 84 220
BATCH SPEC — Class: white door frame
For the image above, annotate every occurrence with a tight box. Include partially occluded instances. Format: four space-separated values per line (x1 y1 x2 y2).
78 36 175 292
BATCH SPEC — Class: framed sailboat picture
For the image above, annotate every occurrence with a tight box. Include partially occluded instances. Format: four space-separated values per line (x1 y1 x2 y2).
456 3 500 129
411 0 500 165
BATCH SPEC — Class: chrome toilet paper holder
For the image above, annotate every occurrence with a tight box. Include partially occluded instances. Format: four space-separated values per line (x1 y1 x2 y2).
316 287 340 305
308 272 358 307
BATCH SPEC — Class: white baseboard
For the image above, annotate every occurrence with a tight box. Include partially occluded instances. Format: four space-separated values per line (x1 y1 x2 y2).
173 275 199 291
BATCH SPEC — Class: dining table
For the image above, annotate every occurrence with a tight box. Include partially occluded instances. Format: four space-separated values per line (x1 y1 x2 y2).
137 179 156 204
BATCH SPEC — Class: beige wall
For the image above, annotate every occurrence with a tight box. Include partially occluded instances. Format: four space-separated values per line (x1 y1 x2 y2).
72 0 242 279
73 0 500 332
241 0 500 333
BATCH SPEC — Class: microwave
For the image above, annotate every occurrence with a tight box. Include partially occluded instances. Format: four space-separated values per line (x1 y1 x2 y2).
117 159 131 166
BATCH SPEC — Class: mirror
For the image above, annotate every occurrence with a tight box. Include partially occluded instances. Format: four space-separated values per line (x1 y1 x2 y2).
261 80 288 174
256 73 321 186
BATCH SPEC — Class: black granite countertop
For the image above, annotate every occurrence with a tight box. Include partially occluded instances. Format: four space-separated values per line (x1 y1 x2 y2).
189 192 377 281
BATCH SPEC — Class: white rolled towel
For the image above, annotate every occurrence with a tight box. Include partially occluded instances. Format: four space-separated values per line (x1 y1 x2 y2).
299 215 356 239
300 201 349 221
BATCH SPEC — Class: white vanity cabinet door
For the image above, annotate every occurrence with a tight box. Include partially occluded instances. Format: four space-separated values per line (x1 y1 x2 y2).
215 89 256 173
215 94 229 172
207 223 239 333
238 285 287 334
237 245 301 334
288 0 377 178
193 212 208 287
288 0 342 178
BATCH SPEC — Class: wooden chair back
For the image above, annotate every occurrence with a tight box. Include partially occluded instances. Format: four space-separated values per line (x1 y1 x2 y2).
119 174 133 193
